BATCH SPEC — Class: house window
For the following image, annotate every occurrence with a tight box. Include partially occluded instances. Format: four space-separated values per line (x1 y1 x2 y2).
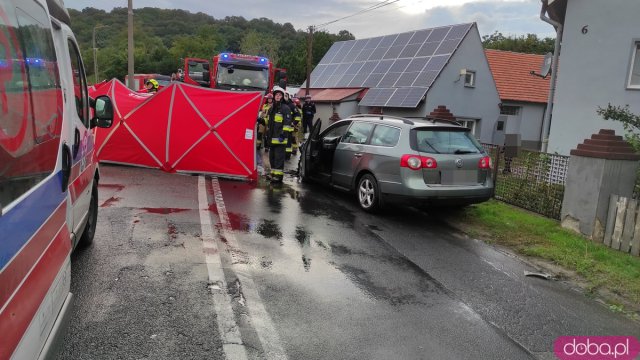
464 70 475 87
628 41 640 89
500 105 520 116
458 119 476 134
496 121 505 131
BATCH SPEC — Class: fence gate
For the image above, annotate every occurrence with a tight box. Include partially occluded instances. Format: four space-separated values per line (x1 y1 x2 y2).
604 195 640 256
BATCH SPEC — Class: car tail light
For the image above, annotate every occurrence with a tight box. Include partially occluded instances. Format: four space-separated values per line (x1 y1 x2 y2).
401 155 438 170
479 156 493 169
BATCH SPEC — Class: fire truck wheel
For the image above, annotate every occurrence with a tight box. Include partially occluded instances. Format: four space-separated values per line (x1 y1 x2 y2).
79 181 98 247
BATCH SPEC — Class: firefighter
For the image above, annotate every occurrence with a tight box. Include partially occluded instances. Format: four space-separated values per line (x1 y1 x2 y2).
257 93 273 175
145 79 159 93
283 92 296 159
302 94 316 135
291 98 303 155
265 86 292 183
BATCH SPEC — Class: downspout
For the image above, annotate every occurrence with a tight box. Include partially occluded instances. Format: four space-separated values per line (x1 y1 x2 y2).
540 0 563 153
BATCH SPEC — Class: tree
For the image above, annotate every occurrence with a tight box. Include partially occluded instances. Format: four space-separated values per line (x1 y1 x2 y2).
240 31 280 65
482 31 555 55
67 7 349 82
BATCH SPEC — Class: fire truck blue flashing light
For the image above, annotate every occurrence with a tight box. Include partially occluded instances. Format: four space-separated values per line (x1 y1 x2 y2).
221 53 230 59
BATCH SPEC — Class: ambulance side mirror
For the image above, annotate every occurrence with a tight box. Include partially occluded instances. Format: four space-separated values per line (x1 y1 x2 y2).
91 95 114 128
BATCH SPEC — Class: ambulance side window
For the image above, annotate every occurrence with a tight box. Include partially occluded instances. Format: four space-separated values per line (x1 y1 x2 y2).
0 1 62 211
67 40 89 128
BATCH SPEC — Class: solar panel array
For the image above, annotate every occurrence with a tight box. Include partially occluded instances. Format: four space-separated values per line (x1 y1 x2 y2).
308 23 473 108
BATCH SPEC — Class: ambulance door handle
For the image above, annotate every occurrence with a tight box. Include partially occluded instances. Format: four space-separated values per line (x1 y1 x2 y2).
72 128 80 158
61 143 72 192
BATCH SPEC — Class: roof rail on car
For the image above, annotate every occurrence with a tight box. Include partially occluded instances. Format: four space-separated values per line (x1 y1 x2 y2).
349 114 414 126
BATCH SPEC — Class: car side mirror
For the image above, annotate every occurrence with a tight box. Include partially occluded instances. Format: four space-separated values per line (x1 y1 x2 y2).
91 95 114 128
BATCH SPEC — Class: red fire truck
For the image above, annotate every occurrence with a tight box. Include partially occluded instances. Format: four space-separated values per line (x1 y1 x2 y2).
182 53 287 93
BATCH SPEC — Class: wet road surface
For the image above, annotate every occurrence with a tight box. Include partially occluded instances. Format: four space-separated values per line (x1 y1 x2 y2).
58 164 639 360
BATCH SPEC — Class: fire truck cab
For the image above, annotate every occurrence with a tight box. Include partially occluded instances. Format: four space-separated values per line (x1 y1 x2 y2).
0 0 113 358
183 53 287 93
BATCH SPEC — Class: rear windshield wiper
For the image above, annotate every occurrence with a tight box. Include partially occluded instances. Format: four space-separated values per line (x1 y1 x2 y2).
453 149 477 154
421 139 441 154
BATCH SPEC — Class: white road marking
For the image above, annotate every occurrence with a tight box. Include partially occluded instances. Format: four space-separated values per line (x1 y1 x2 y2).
211 177 289 360
198 176 248 360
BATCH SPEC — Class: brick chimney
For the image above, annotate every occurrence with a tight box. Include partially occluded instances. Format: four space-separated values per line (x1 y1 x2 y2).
426 105 456 121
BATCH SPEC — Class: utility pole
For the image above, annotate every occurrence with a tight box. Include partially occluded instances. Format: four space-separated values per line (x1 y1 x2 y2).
93 26 98 84
92 24 107 84
127 0 134 90
305 26 314 96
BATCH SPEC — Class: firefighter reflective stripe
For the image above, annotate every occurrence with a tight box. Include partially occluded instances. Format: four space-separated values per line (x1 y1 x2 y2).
271 169 284 176
283 125 294 132
274 114 284 123
286 146 293 153
271 137 288 145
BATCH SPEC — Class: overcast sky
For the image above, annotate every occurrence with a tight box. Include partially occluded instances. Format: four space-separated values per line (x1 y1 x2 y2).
64 0 556 39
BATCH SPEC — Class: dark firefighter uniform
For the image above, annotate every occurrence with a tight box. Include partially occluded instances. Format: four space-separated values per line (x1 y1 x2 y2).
257 94 273 150
291 98 302 155
266 87 293 183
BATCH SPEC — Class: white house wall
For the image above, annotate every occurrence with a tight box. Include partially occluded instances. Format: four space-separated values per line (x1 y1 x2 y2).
503 101 546 150
423 25 502 144
548 0 638 155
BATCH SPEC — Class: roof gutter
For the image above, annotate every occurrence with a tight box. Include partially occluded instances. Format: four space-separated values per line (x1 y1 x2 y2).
540 0 563 153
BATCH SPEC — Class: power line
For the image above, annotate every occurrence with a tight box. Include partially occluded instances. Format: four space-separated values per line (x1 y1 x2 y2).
313 0 401 29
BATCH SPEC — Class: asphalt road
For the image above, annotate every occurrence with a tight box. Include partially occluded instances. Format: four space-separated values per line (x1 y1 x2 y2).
57 163 639 360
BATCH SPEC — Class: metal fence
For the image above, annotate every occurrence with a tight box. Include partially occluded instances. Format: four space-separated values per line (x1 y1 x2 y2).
482 144 570 220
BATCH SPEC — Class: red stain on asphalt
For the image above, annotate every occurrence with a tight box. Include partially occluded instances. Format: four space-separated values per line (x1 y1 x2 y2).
208 203 219 214
142 208 189 214
168 223 178 239
227 212 251 232
100 197 121 207
99 184 125 191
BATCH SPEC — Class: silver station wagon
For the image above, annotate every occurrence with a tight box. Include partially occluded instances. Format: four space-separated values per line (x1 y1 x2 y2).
299 115 494 212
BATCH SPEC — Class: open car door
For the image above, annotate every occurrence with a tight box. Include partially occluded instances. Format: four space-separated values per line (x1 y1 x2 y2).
300 119 322 180
183 58 211 87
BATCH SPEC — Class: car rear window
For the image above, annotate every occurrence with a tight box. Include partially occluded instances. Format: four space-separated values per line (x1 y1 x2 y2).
411 127 483 154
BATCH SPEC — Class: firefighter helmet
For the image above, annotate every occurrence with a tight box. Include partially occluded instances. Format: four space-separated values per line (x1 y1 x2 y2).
265 93 273 99
272 86 285 97
146 79 159 89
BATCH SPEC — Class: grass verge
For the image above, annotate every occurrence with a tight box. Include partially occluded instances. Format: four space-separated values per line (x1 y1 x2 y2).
450 200 640 315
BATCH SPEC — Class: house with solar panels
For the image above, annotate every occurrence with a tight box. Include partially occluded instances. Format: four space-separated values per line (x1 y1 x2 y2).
485 49 550 150
299 22 502 144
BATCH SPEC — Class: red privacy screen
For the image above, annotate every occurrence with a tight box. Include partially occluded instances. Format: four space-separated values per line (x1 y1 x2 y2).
90 79 262 180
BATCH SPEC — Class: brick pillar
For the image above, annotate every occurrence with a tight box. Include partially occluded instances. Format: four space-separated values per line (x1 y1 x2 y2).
561 129 640 241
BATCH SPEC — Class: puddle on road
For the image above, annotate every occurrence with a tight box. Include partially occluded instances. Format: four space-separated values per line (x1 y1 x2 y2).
295 226 311 247
256 219 283 240
336 264 425 306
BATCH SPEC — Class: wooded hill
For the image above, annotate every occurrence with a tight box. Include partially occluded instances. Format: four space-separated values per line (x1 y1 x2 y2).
68 7 554 85
68 7 355 84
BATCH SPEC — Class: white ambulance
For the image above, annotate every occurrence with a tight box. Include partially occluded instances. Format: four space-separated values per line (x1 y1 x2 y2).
0 0 113 358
